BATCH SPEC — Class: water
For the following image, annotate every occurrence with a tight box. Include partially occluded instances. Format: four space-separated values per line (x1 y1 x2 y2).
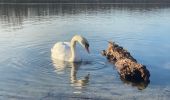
0 4 170 100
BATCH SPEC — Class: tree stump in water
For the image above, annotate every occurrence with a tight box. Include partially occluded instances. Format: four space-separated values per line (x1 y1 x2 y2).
101 41 150 88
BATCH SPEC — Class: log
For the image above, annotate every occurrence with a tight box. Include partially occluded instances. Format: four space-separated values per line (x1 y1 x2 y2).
101 41 150 88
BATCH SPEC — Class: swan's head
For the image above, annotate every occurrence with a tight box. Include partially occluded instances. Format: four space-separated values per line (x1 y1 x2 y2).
73 35 90 53
82 37 90 53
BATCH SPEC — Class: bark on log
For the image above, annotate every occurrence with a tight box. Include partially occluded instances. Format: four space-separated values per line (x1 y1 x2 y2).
101 41 150 89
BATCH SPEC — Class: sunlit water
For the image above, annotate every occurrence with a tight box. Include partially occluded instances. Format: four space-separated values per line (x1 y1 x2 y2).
0 4 170 100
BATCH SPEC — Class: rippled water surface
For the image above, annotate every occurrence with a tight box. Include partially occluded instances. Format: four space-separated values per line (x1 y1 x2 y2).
0 4 170 100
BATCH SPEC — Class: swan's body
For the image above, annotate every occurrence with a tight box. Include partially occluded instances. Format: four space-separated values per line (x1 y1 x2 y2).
51 42 81 61
51 35 89 62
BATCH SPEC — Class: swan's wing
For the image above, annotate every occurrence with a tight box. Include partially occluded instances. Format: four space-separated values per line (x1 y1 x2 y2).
51 42 71 61
51 42 82 62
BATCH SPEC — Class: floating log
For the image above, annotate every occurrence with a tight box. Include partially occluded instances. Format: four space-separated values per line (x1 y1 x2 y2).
101 41 150 87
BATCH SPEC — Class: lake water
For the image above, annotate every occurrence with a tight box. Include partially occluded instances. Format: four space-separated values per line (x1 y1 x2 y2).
0 4 170 100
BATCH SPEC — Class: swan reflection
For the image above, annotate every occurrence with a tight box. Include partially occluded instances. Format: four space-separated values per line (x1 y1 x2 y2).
52 58 90 88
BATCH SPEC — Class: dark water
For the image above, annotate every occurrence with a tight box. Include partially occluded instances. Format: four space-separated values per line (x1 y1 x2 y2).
0 4 170 100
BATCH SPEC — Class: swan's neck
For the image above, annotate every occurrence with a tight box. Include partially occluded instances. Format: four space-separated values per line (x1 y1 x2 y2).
70 38 77 62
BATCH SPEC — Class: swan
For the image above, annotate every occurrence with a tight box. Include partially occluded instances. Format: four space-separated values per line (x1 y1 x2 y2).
51 35 90 62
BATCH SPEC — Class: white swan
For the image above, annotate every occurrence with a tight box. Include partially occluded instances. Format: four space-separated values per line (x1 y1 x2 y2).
51 35 90 62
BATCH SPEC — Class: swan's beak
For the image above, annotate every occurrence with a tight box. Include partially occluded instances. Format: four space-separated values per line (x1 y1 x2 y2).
85 42 90 54
85 47 90 54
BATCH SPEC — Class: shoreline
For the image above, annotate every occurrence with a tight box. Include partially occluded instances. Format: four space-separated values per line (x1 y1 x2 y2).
0 3 170 5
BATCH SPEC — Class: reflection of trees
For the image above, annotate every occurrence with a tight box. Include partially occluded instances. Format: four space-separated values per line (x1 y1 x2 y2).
0 4 27 30
0 4 170 30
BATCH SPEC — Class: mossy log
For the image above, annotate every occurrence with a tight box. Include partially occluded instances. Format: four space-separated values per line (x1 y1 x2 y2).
101 41 150 84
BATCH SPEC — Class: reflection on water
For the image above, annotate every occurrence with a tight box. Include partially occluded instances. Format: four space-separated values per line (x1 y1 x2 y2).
52 59 90 89
0 3 170 99
0 4 170 31
70 63 90 88
120 76 150 90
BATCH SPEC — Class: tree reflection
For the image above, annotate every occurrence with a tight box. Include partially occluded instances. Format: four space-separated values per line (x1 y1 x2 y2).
0 4 170 30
